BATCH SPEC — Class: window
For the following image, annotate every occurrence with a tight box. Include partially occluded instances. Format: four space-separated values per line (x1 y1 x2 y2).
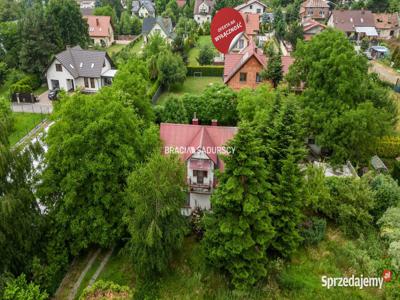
239 72 247 82
51 80 60 89
257 8 261 13
84 77 89 88
193 170 208 184
238 39 244 48
90 78 95 88
308 9 313 15
320 10 324 17
256 73 261 83
249 4 253 9
55 64 62 72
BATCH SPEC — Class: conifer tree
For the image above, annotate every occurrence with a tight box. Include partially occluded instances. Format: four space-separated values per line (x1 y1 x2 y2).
203 122 275 290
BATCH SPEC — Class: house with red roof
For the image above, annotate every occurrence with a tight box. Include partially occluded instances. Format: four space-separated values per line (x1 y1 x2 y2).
224 42 294 90
373 13 400 39
160 121 237 215
234 0 268 15
84 16 114 47
299 0 330 22
231 13 260 52
302 18 326 40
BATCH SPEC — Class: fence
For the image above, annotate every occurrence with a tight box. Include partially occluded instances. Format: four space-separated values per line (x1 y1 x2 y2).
187 66 224 77
11 92 38 103
11 103 52 114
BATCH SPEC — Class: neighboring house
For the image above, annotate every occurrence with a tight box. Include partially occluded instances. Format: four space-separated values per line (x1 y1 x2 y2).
373 13 400 39
299 0 330 22
231 13 259 52
302 18 326 40
328 9 378 40
234 0 268 15
132 0 155 18
77 0 95 8
46 46 117 93
80 7 93 15
142 16 175 43
223 41 294 90
160 121 238 215
176 0 186 8
194 0 215 25
84 16 115 47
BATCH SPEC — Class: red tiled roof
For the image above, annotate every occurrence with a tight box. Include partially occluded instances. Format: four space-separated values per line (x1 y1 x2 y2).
176 0 186 8
85 16 112 38
160 123 237 170
302 18 326 32
301 0 329 8
223 42 294 83
241 13 260 36
373 13 399 30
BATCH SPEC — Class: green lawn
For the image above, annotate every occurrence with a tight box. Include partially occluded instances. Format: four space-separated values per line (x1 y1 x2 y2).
106 43 126 56
96 250 135 287
9 112 46 145
130 37 144 55
34 85 48 96
188 35 213 66
157 76 223 104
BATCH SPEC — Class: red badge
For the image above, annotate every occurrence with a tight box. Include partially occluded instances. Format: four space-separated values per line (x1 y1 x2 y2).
382 269 392 282
210 8 246 54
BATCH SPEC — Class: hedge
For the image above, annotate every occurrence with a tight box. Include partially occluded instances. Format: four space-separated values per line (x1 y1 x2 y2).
187 65 224 77
9 83 32 95
376 136 400 158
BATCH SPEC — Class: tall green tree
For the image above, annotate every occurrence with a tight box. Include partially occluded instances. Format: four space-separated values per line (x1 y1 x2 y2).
273 7 286 40
124 153 186 285
260 51 283 88
2 274 47 300
162 96 188 123
39 93 158 254
157 51 187 89
287 29 396 163
204 122 275 290
47 0 89 50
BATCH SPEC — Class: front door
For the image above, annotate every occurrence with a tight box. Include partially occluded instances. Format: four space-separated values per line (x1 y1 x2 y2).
51 80 60 90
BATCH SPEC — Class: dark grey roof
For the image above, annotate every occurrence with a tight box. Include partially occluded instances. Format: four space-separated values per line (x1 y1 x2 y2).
54 46 110 78
142 16 175 38
132 0 155 13
371 155 388 172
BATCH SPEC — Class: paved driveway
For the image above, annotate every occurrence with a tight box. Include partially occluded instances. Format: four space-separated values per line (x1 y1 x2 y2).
12 91 53 114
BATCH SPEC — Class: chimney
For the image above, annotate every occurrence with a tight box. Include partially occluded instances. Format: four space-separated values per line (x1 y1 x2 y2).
211 119 218 126
96 18 100 26
192 112 199 125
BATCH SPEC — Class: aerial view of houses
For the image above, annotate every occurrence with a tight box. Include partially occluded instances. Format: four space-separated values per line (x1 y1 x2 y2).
1 0 400 299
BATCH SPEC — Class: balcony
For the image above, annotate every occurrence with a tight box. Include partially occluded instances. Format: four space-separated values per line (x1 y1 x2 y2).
188 178 213 194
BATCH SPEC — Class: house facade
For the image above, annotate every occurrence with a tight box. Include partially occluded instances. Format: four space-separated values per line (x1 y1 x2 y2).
299 0 330 22
234 0 268 15
373 13 400 39
132 0 155 18
142 16 175 43
160 121 237 215
84 16 115 47
302 18 326 40
224 42 294 90
328 9 378 40
46 46 117 92
194 0 215 25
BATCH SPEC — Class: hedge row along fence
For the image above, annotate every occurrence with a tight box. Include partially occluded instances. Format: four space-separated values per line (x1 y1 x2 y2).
375 136 400 158
187 66 224 77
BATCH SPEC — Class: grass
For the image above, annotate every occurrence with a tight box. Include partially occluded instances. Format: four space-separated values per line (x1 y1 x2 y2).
157 76 223 104
106 43 126 56
393 91 400 133
54 250 95 300
130 37 144 55
34 85 48 96
96 249 135 287
74 249 109 300
188 35 213 66
9 112 46 145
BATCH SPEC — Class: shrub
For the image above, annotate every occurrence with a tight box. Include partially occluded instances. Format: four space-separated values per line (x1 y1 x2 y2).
190 207 205 240
299 217 326 245
2 274 48 300
80 280 133 300
187 66 224 77
9 83 32 96
17 74 41 90
197 44 214 65
318 177 376 236
369 174 400 220
375 136 400 158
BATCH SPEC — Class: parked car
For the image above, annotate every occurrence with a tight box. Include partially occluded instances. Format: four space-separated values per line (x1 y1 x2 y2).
48 88 59 100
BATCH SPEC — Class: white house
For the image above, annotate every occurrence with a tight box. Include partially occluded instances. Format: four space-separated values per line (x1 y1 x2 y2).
160 121 237 215
132 0 155 18
234 0 268 15
46 46 117 93
142 16 175 43
194 0 215 25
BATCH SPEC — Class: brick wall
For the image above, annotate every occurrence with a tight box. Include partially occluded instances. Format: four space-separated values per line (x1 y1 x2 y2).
226 56 265 90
